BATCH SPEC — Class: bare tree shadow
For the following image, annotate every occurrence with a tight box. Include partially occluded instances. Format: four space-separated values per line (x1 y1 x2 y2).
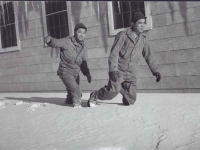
71 1 82 25
168 1 189 36
5 97 89 107
178 1 190 35
71 1 109 53
92 1 109 52
17 1 28 40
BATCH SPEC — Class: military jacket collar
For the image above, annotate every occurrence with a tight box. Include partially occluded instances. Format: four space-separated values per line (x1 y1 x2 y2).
71 36 85 47
126 28 141 44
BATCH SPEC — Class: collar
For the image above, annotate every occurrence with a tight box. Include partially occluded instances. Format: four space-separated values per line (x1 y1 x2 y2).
126 27 141 44
71 36 85 47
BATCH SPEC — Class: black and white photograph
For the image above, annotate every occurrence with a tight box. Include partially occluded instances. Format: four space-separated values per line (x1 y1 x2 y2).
0 1 200 150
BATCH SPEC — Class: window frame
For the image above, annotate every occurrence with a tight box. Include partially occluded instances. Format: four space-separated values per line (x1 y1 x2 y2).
0 1 21 53
107 1 152 36
41 1 73 46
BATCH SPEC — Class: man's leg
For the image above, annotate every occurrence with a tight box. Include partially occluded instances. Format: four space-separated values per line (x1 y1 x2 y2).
65 74 80 104
120 81 137 106
59 74 82 108
88 78 122 107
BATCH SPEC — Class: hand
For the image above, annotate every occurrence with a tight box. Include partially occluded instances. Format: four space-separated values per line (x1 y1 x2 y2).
153 72 161 82
109 71 119 82
86 74 92 83
44 36 51 44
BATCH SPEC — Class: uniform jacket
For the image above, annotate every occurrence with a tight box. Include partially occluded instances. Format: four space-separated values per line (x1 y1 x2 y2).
46 36 90 77
108 28 159 81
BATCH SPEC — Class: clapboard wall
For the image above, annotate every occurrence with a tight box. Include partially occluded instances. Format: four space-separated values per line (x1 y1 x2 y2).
0 1 200 93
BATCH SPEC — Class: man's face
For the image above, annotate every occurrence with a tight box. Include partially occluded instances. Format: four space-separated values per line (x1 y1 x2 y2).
75 28 86 42
132 19 146 33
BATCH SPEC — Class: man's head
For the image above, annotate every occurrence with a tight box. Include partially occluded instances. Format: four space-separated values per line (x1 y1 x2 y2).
74 23 87 42
131 11 146 34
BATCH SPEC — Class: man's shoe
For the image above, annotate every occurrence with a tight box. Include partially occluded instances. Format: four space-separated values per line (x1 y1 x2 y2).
65 98 72 104
87 91 98 107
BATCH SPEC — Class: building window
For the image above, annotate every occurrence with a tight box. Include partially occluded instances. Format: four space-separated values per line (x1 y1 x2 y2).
0 1 21 53
42 1 73 40
107 1 152 35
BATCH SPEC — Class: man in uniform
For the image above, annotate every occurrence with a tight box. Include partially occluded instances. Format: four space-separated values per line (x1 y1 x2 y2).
44 23 91 108
88 11 161 107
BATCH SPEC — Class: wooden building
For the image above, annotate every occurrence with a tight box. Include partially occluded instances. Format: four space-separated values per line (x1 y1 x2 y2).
0 1 200 93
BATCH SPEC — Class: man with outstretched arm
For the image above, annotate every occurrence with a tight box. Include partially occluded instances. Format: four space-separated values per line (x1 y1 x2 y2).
87 11 161 107
44 23 91 108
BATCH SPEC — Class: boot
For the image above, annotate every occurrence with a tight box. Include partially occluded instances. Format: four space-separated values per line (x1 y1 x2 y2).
73 99 82 108
87 91 98 107
65 92 73 104
122 97 129 106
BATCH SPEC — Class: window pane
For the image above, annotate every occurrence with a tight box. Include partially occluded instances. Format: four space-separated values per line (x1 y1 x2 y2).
1 27 6 48
113 14 123 29
54 13 60 27
7 25 11 45
62 1 67 10
0 13 4 26
60 11 68 26
123 12 130 28
45 1 50 14
1 24 17 48
46 15 55 28
57 1 65 11
51 1 57 14
112 1 121 15
48 27 55 38
5 26 10 47
121 2 130 13
139 2 145 9
60 25 69 38
45 1 69 38
55 26 61 39
131 1 139 11
7 2 15 24
0 2 17 49
10 24 17 46
3 3 9 25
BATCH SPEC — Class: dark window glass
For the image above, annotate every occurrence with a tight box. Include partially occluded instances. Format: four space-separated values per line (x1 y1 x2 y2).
57 2 63 11
60 25 69 38
131 2 139 11
139 2 145 9
123 12 130 28
51 1 57 14
112 1 145 29
121 2 130 13
113 14 123 29
112 1 121 15
0 2 17 48
45 1 69 38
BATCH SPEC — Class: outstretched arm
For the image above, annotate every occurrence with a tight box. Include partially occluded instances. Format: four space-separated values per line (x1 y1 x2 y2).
44 36 67 48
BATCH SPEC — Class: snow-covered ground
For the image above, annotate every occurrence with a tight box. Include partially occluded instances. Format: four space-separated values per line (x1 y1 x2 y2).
0 93 200 150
